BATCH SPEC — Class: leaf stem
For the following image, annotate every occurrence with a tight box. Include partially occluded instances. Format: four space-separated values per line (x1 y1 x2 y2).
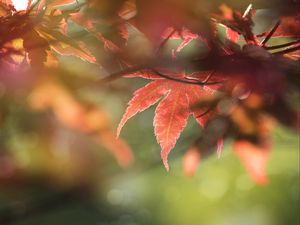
265 39 300 50
272 45 300 55
261 20 281 46
96 66 147 84
195 107 213 118
151 69 223 86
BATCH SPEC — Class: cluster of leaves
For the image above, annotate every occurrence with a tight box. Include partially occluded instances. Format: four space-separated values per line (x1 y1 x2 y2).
0 0 133 185
0 0 299 185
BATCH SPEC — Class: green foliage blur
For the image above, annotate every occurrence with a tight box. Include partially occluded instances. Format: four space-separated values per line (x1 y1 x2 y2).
0 111 298 225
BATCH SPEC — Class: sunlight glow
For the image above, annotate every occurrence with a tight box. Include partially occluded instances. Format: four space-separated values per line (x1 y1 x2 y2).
11 0 30 11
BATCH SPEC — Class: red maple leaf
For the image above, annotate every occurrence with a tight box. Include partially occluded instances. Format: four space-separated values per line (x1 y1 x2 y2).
117 71 219 170
162 27 201 52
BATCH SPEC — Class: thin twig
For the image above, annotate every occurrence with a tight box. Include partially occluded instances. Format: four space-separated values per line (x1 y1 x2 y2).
27 0 41 14
95 66 146 84
265 39 300 50
272 45 300 55
151 69 223 86
202 71 215 83
261 20 281 46
195 107 214 118
256 32 267 38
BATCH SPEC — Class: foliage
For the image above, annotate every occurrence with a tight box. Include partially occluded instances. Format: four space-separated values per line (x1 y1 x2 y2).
0 0 299 187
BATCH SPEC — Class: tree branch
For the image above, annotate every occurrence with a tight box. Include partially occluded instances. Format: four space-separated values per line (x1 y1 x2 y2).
261 20 281 46
272 45 300 55
265 39 300 50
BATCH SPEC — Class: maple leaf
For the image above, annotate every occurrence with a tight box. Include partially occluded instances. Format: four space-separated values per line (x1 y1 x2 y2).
118 71 218 170
70 11 127 53
36 28 97 64
162 27 200 52
234 141 270 185
29 78 134 168
226 27 239 43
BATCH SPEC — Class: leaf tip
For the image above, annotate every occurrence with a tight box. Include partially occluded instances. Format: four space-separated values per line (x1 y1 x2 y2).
217 139 224 159
255 176 268 186
116 123 122 138
116 115 128 138
165 164 170 172
161 151 170 171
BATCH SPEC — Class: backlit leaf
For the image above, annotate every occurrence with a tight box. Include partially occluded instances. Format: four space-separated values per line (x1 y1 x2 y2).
118 71 218 170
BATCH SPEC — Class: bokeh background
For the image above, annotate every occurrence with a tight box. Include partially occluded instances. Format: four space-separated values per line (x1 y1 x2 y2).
0 75 298 225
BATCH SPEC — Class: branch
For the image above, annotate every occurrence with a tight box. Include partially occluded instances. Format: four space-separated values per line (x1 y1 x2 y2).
151 69 224 86
261 20 281 46
265 39 300 50
95 65 147 84
272 45 300 55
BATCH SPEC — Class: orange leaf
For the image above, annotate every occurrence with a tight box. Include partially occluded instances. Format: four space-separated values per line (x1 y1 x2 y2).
234 141 270 185
50 41 97 64
183 147 201 177
29 79 134 167
98 132 134 168
118 71 218 170
154 83 190 170
117 79 168 137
